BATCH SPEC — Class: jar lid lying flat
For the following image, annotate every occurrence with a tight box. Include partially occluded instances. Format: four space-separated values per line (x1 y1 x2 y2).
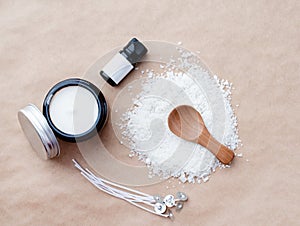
18 104 60 160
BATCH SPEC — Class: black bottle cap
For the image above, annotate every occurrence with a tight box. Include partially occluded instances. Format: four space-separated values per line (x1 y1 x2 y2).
120 38 148 64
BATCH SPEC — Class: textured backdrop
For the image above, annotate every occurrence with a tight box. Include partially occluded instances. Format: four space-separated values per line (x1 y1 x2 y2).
0 0 299 225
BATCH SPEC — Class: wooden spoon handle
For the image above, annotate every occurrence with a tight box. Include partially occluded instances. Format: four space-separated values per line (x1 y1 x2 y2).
198 134 234 164
215 144 235 165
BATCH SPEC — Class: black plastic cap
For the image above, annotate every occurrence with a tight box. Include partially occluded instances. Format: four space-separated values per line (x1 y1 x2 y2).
120 38 148 64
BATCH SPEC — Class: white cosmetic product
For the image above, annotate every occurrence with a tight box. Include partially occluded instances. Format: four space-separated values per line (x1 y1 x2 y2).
43 78 108 142
18 78 108 159
49 86 98 135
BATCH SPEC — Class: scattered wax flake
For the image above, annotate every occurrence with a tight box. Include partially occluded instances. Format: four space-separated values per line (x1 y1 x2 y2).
135 67 139 70
236 153 243 158
202 176 209 183
187 175 195 183
179 173 187 183
147 71 154 78
145 158 151 165
177 41 182 45
128 151 134 158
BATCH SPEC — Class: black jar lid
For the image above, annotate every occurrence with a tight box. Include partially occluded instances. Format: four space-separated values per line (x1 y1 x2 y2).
43 78 108 142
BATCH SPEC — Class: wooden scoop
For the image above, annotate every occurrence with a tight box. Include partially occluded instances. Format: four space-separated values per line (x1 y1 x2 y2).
168 105 234 164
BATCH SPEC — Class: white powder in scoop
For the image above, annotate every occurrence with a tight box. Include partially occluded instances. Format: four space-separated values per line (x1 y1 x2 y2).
119 49 241 183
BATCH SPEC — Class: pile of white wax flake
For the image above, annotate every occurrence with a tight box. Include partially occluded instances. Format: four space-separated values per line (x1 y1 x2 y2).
119 47 242 184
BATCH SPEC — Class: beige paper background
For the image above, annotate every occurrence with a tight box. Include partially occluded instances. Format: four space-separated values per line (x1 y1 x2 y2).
0 0 299 225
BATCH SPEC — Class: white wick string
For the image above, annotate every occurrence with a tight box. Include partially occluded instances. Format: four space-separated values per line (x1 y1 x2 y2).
72 159 188 219
83 167 153 200
73 160 152 203
72 159 169 217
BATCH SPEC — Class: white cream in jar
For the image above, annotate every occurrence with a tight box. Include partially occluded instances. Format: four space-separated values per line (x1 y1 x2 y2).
43 78 108 142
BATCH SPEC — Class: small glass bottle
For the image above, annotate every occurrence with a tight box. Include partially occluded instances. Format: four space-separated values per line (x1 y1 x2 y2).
100 38 148 86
